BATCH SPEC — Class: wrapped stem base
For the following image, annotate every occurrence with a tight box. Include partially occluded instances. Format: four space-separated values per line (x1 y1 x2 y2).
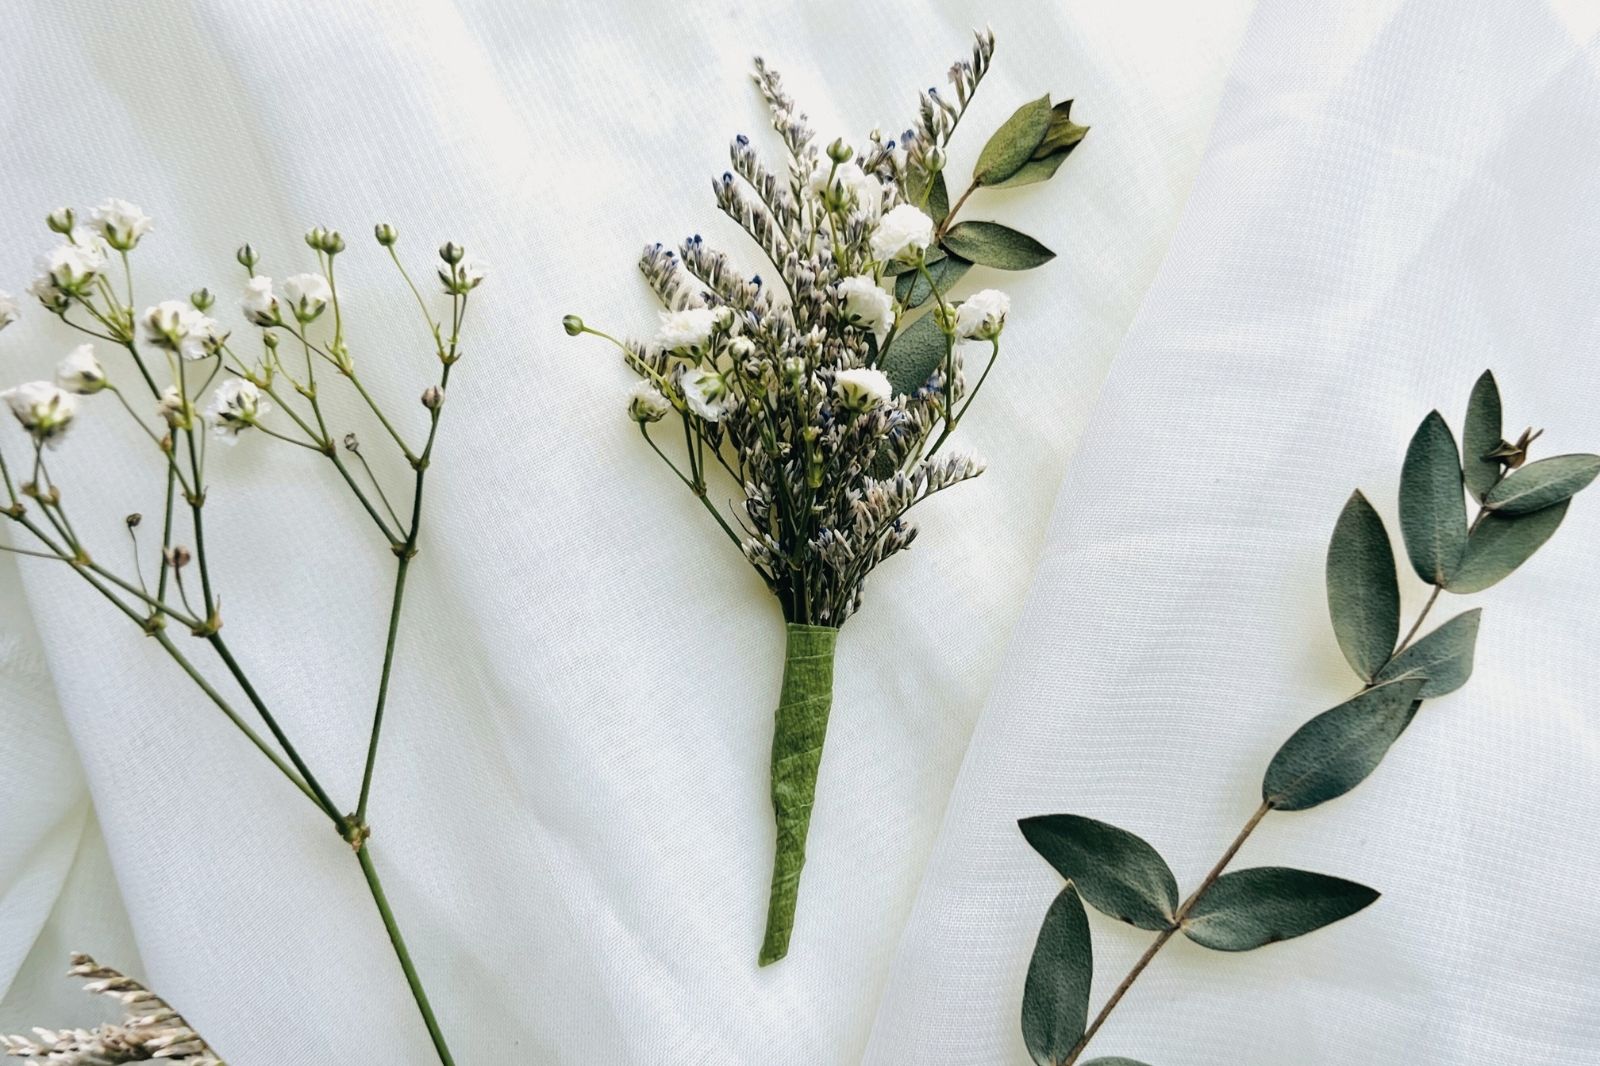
759 622 839 966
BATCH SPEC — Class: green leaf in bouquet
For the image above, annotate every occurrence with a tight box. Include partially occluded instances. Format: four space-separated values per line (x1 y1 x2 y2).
895 254 972 309
1462 370 1502 503
880 311 950 396
975 94 1055 186
1374 608 1481 698
906 169 952 224
989 100 1089 189
1398 411 1468 586
942 221 1055 270
1262 675 1426 811
1447 501 1569 593
1482 454 1600 515
1023 882 1093 1066
1181 867 1380 951
1326 490 1400 682
1019 814 1178 931
883 246 947 278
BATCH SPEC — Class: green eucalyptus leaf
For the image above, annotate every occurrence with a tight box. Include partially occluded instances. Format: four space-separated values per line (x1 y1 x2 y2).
1262 675 1426 811
1022 882 1093 1066
975 94 1054 186
895 255 972 309
1182 867 1380 952
942 222 1055 271
880 311 950 396
1462 371 1503 503
906 169 951 224
1018 814 1178 931
1447 500 1569 593
1483 454 1600 515
1374 608 1481 698
882 247 945 278
1326 491 1400 682
988 101 1089 189
1398 411 1468 586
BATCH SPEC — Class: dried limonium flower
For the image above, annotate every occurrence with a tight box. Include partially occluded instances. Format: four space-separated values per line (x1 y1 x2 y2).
2 954 223 1064
0 205 482 1064
569 29 1091 965
1015 372 1598 1066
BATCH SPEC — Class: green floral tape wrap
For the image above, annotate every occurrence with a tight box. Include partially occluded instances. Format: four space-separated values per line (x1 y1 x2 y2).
758 622 839 966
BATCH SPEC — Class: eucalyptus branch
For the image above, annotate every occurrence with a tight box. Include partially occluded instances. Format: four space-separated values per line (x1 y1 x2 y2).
1017 371 1599 1066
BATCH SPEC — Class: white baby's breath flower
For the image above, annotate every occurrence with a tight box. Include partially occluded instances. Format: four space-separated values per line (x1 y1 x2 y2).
157 385 189 428
177 313 228 362
35 240 106 296
56 344 107 394
837 275 895 341
658 307 719 355
28 273 68 313
89 197 153 251
2 381 78 445
281 273 331 322
141 300 194 350
680 367 732 421
955 288 1010 340
241 275 280 325
809 158 884 216
832 366 893 412
869 203 934 264
205 378 269 442
440 257 488 294
627 380 671 423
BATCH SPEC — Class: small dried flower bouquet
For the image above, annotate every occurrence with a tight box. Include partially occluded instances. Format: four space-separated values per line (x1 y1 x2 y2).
570 30 1089 964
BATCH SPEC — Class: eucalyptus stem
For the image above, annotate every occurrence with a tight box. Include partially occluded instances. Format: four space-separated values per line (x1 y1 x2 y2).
1061 803 1271 1066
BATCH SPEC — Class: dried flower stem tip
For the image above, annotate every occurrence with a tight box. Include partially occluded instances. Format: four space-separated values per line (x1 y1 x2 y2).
1 954 224 1064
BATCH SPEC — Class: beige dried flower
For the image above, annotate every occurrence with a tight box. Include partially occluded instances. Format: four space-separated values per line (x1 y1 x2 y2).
1 954 224 1064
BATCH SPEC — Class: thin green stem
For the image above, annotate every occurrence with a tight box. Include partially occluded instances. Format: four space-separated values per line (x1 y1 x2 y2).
355 845 456 1065
206 634 342 826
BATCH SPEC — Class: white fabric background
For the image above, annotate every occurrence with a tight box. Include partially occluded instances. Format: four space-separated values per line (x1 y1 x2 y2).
0 1 1595 1064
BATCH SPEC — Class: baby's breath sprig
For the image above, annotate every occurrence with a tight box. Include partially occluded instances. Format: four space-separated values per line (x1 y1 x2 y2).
0 201 484 1064
568 30 1091 966
1015 372 1598 1066
2 954 222 1064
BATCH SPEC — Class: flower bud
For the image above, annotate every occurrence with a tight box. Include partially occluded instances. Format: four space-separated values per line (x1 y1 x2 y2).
827 137 853 163
166 545 192 569
925 146 947 173
126 513 142 528
439 241 464 265
421 385 445 411
323 230 346 255
190 288 214 312
562 314 585 336
236 243 258 270
305 226 328 250
263 332 279 349
343 432 360 452
374 223 398 247
47 208 75 234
